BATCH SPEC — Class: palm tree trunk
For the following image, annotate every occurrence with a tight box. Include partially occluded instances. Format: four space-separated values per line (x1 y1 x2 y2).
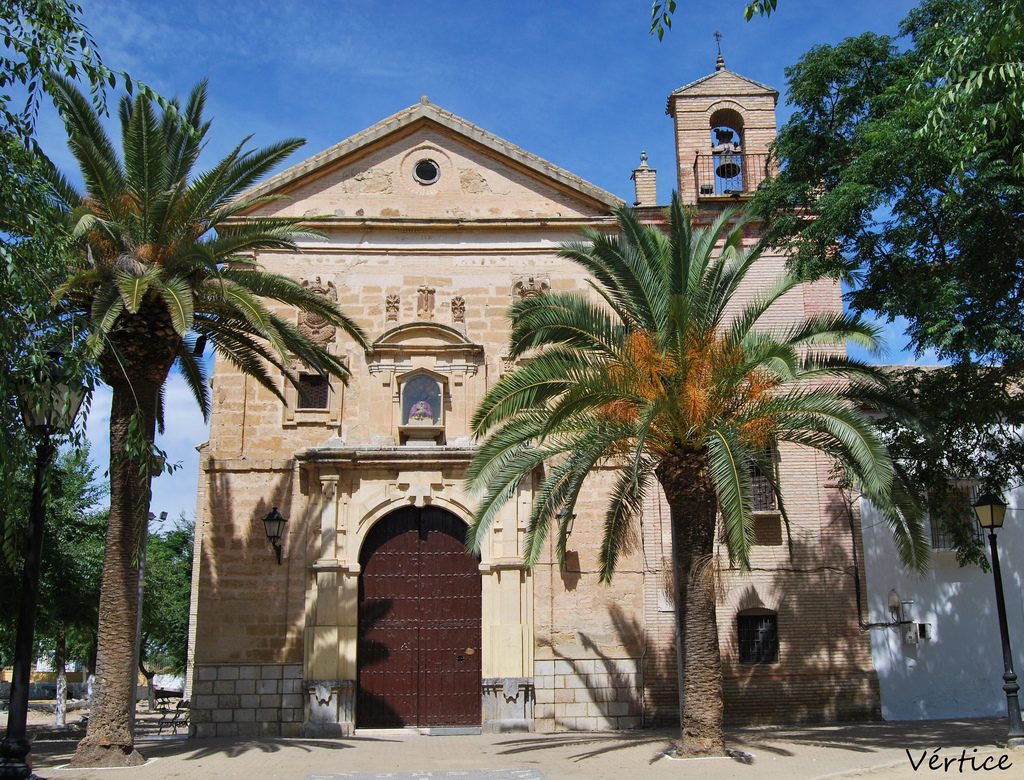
71 378 159 767
656 450 725 757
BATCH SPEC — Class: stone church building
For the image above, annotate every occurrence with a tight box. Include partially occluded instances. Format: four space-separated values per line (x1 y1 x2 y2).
186 61 880 737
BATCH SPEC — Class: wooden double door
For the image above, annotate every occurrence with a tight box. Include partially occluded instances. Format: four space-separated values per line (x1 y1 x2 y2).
357 506 482 727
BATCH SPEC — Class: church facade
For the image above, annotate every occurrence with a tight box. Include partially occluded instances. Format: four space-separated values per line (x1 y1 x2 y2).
186 63 881 737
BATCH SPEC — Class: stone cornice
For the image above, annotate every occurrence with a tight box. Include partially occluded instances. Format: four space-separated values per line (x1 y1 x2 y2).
296 445 478 467
220 215 619 231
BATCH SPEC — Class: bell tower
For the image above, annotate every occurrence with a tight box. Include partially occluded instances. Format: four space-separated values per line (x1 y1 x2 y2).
667 41 779 205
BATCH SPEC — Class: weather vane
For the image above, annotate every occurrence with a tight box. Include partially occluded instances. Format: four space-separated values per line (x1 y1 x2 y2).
714 31 725 70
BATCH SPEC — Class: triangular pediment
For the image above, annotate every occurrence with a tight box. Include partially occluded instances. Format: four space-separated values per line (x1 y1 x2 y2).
669 68 778 100
237 102 622 221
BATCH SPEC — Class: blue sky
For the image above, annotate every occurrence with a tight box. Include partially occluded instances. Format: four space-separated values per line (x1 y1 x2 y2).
37 0 927 523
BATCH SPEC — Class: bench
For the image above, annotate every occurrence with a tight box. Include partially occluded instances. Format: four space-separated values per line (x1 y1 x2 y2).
156 697 190 735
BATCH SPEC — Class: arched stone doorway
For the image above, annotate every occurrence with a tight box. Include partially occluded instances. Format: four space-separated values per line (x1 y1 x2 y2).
357 505 482 727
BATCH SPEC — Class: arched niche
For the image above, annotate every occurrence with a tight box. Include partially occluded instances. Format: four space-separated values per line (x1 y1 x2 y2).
365 321 484 446
397 368 447 445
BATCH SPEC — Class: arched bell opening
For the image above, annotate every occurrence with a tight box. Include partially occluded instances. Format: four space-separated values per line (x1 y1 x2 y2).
709 107 745 194
356 505 482 728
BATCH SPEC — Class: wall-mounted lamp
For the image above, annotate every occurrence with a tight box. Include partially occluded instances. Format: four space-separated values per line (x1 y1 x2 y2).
887 589 902 622
887 589 916 626
556 509 576 537
262 507 287 565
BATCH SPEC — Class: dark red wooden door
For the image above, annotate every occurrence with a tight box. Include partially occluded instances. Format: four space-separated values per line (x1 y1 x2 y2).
357 506 481 727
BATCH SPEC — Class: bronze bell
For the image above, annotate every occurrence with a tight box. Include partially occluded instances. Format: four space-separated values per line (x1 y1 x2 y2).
715 155 741 180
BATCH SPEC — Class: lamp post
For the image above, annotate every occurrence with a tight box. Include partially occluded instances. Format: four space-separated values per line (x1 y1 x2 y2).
0 354 86 779
973 491 1024 748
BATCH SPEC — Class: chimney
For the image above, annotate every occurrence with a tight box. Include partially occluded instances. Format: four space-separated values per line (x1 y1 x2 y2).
631 151 657 207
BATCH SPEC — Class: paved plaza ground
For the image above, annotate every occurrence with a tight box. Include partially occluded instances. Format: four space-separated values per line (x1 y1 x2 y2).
15 714 1022 779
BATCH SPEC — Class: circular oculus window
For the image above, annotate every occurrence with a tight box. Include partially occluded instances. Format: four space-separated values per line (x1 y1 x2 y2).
413 158 440 185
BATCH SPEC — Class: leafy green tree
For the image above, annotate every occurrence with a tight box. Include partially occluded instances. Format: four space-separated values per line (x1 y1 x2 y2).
140 518 193 678
0 447 105 676
870 365 1024 569
0 444 104 728
0 0 107 143
37 77 368 767
756 2 1024 366
0 1 107 564
915 0 1024 177
466 200 925 755
754 0 1024 559
650 1 779 39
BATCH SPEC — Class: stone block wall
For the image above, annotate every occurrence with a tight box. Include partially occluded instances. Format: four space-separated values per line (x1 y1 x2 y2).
190 663 304 738
532 658 643 732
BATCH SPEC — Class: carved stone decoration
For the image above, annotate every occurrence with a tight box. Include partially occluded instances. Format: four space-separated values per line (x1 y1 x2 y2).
385 293 400 322
416 285 436 320
451 296 466 324
299 277 338 347
512 275 550 299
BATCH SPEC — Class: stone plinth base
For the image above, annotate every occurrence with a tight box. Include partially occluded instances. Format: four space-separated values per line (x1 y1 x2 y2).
303 679 355 736
482 677 534 733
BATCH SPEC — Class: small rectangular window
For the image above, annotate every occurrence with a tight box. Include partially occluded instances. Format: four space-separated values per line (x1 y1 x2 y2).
738 613 779 665
929 480 982 550
297 373 330 409
750 451 776 512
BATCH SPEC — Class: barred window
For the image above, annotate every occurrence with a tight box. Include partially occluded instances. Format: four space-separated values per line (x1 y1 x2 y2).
929 480 982 550
750 451 777 512
738 612 779 665
297 373 330 409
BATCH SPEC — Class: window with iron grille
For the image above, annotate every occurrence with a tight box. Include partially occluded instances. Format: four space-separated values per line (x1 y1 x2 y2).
750 451 777 512
929 480 982 550
737 612 779 665
297 373 330 409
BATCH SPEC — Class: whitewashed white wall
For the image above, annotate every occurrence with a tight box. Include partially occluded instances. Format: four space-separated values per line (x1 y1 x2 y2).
862 484 1024 720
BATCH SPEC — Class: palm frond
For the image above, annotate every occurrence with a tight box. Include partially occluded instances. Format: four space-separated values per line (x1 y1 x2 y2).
706 426 755 569
114 267 162 313
598 454 654 581
152 276 195 335
174 337 211 420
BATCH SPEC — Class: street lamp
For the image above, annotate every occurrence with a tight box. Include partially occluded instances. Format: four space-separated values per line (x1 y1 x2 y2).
0 353 86 779
973 491 1024 748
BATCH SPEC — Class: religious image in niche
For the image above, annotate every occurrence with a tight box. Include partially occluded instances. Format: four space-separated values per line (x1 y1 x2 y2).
410 400 433 421
403 375 441 425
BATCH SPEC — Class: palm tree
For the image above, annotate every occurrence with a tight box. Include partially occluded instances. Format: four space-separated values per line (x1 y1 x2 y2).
42 77 367 767
466 199 926 756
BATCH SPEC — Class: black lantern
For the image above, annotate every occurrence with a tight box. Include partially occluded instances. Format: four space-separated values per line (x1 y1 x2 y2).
262 507 287 564
15 353 86 435
973 490 1024 747
973 492 1007 529
1 353 86 779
